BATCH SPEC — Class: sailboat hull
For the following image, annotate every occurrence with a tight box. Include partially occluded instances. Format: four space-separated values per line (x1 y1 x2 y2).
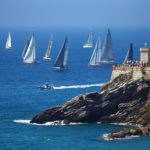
83 45 92 48
88 63 101 66
43 56 51 60
100 60 115 64
53 66 70 70
23 60 39 64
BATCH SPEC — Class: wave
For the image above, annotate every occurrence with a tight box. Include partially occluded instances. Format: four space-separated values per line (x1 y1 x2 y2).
13 120 85 126
102 133 140 141
110 122 141 127
53 83 104 90
102 133 110 141
14 120 30 124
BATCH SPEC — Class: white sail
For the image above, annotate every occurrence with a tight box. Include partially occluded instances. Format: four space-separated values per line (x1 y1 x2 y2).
83 30 93 48
5 32 12 49
23 35 36 64
100 29 115 63
89 36 102 66
22 40 29 59
43 35 53 60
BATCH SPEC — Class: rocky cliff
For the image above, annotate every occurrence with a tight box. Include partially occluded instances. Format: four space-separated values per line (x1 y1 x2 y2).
31 73 150 129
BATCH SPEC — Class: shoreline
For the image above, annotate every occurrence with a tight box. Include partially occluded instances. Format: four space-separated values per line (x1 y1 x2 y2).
30 73 150 140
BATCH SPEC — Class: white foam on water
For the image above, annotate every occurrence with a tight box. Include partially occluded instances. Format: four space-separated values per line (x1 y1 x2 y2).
102 133 110 141
13 120 85 126
125 135 140 139
110 122 141 127
53 83 104 90
14 120 30 124
102 133 140 141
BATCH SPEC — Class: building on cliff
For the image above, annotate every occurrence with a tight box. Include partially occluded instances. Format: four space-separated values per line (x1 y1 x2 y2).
111 43 150 80
140 43 150 65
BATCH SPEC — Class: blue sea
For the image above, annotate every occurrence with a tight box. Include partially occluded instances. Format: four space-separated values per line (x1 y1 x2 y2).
0 27 150 150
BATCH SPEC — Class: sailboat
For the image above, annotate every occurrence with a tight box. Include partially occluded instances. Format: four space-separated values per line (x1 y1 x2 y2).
89 36 102 66
100 29 115 63
53 36 69 70
83 30 93 48
124 43 133 63
5 32 12 49
23 34 37 64
43 35 53 60
22 40 29 59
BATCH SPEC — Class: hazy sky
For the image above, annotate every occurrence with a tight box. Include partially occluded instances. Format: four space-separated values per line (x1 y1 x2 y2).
0 0 150 27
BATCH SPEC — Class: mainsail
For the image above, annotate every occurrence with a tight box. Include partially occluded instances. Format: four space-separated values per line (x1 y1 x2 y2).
124 43 133 63
100 29 115 63
5 32 12 49
83 30 93 48
43 35 53 60
89 36 102 66
22 40 29 59
53 36 69 70
23 35 36 64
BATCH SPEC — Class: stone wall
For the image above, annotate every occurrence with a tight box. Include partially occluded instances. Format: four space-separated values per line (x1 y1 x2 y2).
111 70 131 80
110 66 150 80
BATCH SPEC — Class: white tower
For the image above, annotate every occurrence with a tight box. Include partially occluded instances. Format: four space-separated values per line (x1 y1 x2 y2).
140 42 150 65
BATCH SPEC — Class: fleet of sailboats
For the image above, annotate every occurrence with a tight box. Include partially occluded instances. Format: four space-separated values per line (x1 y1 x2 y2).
22 34 37 64
89 29 115 66
5 32 12 49
53 36 69 70
83 30 93 48
43 35 53 60
3 28 115 68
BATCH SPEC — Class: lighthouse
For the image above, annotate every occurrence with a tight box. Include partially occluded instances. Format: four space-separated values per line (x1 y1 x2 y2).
140 43 150 65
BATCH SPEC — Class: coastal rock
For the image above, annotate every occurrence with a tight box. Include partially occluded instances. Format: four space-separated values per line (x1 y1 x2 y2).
107 126 150 140
31 73 150 129
31 92 102 123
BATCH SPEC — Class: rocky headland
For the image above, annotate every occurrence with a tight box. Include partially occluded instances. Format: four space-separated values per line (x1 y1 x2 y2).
31 73 150 140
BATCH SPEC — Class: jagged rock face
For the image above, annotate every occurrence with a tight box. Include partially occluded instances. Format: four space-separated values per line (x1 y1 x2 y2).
31 92 102 123
31 74 150 125
100 78 150 125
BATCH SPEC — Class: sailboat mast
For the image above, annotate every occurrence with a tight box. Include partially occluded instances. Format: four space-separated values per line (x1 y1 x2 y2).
32 34 36 61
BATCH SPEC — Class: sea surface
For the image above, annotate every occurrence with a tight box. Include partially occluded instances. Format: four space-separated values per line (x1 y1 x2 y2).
0 27 150 150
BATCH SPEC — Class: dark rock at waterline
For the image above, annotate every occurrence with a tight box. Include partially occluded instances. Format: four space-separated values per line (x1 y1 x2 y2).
31 73 150 127
31 92 102 123
107 126 150 140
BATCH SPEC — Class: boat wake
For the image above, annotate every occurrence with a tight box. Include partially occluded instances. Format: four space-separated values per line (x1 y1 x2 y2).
53 83 104 90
